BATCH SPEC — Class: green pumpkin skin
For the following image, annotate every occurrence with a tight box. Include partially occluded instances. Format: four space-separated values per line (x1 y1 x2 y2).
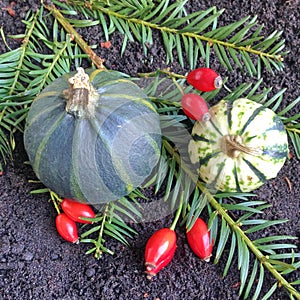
188 98 288 192
24 69 161 204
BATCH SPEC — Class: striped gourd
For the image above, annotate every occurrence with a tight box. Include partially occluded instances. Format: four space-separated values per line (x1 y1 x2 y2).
188 98 288 192
24 68 161 204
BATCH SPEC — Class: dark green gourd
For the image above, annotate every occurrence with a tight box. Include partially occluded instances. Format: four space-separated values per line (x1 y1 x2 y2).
188 98 288 192
24 68 161 204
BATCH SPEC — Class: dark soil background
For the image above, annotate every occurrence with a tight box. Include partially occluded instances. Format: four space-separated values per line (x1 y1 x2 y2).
0 1 299 299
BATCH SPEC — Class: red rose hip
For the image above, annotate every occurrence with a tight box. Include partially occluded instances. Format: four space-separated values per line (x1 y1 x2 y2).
55 213 79 243
187 68 222 92
181 93 210 121
186 217 213 261
61 198 95 224
144 228 176 279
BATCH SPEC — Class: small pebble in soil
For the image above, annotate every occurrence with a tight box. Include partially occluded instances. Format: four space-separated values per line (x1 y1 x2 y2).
85 268 96 278
11 244 24 255
50 252 59 261
22 251 34 261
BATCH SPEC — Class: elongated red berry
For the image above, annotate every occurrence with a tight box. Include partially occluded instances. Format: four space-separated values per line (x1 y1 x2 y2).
55 213 79 243
181 93 210 121
61 198 95 224
145 247 175 279
144 228 176 279
187 68 222 92
186 217 213 262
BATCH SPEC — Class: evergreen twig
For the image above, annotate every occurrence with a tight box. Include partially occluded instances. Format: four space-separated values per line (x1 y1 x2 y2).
55 0 285 73
46 4 105 69
163 139 299 299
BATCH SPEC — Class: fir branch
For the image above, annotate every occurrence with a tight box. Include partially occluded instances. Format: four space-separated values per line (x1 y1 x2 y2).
0 11 39 162
278 95 300 154
46 4 105 69
163 139 299 299
81 204 114 258
80 198 140 258
54 0 285 74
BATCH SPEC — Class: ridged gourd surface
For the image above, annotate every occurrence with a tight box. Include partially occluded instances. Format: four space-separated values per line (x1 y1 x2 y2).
24 69 161 204
188 98 288 192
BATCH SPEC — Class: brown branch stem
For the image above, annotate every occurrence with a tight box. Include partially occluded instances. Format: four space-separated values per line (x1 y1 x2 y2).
45 4 105 69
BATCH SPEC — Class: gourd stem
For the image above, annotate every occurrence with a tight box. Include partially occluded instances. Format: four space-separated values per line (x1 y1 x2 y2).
163 139 300 299
65 68 98 118
221 134 261 158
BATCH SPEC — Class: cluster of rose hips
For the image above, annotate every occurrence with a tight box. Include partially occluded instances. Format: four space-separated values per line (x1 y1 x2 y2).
55 199 212 264
55 198 213 280
181 67 222 121
145 217 213 279
56 198 95 243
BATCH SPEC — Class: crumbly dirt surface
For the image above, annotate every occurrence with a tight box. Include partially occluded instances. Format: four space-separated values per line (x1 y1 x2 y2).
0 1 299 299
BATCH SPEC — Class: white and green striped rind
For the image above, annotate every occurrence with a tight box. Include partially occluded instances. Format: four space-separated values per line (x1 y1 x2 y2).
188 98 288 192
